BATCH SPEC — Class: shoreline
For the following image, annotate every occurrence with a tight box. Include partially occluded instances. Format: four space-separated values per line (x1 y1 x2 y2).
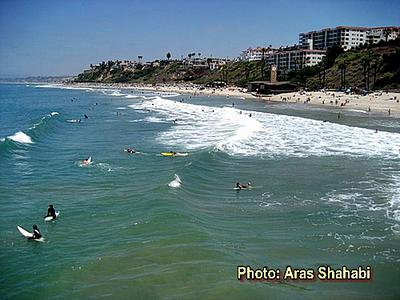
64 82 400 118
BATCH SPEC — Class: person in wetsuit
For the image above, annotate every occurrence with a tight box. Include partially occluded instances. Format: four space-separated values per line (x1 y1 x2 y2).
236 182 251 190
30 225 42 240
46 204 56 220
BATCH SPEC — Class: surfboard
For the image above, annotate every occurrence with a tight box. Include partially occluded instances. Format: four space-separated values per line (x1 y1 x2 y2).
175 153 188 157
161 152 188 157
17 226 44 242
161 152 175 156
44 211 60 222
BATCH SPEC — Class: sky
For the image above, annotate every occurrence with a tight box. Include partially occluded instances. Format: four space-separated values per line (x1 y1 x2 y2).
0 0 399 77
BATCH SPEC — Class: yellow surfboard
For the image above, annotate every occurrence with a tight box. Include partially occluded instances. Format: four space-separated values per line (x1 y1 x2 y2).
161 152 175 156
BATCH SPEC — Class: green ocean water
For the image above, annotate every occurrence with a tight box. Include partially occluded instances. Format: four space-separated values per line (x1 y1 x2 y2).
1 84 399 299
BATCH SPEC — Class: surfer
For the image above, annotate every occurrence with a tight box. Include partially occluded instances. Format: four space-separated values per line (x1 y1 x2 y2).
236 182 251 190
170 151 177 155
82 156 91 165
30 225 42 240
45 204 57 220
84 114 89 119
125 148 136 154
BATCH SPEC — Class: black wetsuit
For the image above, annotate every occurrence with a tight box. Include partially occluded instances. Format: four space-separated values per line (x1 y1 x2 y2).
31 229 42 240
47 207 56 219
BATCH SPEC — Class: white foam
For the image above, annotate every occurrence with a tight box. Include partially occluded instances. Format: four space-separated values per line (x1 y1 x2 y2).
386 172 400 222
35 84 93 91
49 111 59 116
109 91 125 97
7 131 33 144
168 174 181 188
125 95 139 98
128 96 400 159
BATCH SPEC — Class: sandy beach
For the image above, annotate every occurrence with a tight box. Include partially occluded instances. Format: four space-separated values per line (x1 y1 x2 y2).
67 82 400 117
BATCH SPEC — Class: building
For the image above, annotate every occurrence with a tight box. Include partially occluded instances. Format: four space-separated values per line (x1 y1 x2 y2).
184 57 231 70
208 58 230 70
240 47 276 61
265 47 326 73
240 44 325 73
366 26 400 44
247 65 297 94
299 26 400 51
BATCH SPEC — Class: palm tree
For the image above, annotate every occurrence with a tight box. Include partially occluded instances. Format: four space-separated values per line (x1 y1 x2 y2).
206 57 212 69
361 56 371 91
383 28 392 42
337 60 346 89
260 47 267 79
166 52 171 60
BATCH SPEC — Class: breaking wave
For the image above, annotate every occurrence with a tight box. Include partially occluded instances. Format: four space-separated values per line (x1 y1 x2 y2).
128 96 400 159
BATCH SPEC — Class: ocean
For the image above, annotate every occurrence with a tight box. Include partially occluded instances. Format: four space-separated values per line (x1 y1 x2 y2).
1 83 399 299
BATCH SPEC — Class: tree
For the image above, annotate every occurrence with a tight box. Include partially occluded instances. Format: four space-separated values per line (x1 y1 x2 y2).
206 58 212 69
166 52 171 60
260 47 268 79
325 45 344 68
361 56 371 91
383 28 392 42
337 59 347 89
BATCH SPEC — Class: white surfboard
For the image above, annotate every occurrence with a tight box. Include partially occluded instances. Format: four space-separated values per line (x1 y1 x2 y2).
175 153 188 157
17 226 44 242
44 211 60 222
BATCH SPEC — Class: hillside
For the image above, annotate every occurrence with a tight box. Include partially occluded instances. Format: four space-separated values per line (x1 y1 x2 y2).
75 39 400 90
304 38 400 90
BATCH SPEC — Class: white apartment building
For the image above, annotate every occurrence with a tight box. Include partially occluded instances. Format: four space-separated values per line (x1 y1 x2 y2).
240 44 325 72
266 48 326 73
240 47 275 61
366 26 400 44
299 26 400 51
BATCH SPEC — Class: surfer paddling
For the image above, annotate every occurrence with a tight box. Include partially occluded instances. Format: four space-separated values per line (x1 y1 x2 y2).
124 148 136 154
236 182 251 190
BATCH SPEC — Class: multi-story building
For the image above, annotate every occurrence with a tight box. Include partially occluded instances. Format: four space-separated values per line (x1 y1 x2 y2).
299 26 400 51
366 26 400 44
240 44 325 73
240 47 276 61
265 47 326 73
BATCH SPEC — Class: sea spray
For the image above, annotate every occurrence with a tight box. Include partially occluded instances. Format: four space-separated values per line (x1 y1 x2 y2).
168 174 181 188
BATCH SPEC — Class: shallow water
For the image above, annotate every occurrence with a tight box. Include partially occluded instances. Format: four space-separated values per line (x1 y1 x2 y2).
1 84 399 299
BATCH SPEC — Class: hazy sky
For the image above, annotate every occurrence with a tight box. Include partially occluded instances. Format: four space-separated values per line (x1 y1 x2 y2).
0 0 399 77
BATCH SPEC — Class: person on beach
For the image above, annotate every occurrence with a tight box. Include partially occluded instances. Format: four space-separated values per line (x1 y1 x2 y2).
30 225 42 240
45 204 57 220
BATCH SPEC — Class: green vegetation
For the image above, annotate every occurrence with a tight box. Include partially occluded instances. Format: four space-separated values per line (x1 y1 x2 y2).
75 39 400 90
